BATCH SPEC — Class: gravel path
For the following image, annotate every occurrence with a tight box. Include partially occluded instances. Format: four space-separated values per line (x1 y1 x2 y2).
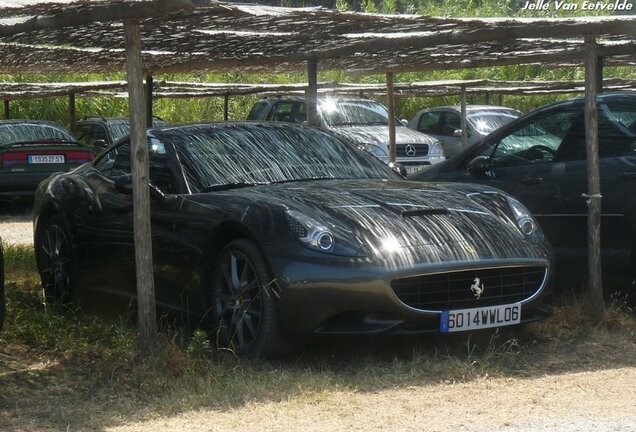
106 367 636 432
0 215 33 246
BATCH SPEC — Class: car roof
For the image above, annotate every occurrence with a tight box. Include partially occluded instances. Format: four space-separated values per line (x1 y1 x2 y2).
0 119 65 126
257 95 375 103
421 105 520 113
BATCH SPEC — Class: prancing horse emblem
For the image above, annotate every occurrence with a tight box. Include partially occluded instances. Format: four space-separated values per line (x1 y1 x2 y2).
405 144 417 157
471 277 485 300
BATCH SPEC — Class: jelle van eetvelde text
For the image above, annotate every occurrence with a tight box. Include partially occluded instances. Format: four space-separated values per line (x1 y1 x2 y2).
521 0 633 11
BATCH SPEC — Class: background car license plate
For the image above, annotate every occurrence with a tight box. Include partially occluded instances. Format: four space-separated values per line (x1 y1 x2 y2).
28 155 65 164
440 303 521 333
405 166 423 174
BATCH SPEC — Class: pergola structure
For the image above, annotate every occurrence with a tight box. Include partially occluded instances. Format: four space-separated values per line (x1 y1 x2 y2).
1 0 634 351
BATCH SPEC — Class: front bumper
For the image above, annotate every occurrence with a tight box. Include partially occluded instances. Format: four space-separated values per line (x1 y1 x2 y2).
266 245 553 336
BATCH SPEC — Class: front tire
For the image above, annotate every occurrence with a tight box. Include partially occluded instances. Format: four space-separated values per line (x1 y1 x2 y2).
211 239 286 358
36 215 75 303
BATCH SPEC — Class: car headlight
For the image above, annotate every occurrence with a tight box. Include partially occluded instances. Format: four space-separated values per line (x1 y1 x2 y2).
284 209 367 256
506 196 542 242
428 140 445 157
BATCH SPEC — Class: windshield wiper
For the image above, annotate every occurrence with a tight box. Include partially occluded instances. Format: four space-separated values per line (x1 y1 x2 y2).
201 181 269 192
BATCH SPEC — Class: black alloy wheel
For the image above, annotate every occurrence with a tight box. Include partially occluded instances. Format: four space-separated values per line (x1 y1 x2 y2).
37 216 74 303
212 239 285 358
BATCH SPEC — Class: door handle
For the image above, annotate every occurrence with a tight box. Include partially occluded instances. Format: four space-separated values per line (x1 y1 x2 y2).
520 177 543 185
618 171 636 180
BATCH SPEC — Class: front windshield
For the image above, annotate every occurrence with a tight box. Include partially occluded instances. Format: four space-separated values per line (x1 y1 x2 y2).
469 111 521 135
167 125 397 191
0 123 74 146
319 98 396 127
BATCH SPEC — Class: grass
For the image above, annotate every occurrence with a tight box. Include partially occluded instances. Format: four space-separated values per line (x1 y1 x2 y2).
0 245 634 431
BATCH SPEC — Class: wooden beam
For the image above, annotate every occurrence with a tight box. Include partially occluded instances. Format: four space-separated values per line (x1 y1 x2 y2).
583 36 604 321
3 100 9 119
596 56 604 93
386 72 396 164
68 93 76 133
223 94 229 121
0 0 196 37
460 84 468 150
309 19 636 60
124 20 157 356
146 75 153 128
306 59 319 127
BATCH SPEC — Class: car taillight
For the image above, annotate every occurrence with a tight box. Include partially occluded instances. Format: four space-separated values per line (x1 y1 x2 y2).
0 151 29 167
65 150 95 163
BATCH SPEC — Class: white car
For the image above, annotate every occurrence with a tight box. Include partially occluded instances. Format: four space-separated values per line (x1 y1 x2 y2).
409 105 522 158
248 96 446 174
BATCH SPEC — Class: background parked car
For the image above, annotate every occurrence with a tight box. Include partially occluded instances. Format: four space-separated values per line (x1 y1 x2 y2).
74 116 168 149
33 122 552 358
411 93 636 274
409 105 522 158
248 95 445 173
0 120 95 200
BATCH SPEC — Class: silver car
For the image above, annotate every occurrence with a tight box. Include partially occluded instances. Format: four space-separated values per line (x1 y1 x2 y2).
248 96 446 173
409 105 522 158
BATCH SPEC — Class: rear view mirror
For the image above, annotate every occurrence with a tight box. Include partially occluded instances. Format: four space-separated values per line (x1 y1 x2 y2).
467 156 491 178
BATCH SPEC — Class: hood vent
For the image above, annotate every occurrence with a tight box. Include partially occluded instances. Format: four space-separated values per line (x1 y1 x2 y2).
401 208 449 218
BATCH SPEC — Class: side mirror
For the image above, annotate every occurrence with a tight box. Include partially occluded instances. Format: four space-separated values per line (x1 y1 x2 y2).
92 139 108 149
114 174 133 194
388 161 408 178
452 129 463 137
115 174 167 202
467 156 491 178
400 119 410 127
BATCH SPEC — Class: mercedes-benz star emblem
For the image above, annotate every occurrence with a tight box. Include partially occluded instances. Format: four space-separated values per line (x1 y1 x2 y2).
470 277 485 300
405 144 417 157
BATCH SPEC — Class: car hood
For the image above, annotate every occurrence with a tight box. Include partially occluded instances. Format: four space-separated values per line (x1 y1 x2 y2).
196 179 546 266
329 125 437 146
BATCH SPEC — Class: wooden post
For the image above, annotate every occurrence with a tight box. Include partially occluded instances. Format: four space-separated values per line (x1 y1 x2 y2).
596 56 604 93
485 91 490 105
584 36 604 321
223 94 229 121
306 58 319 127
460 84 468 150
68 93 76 133
498 94 503 106
124 20 158 356
145 74 153 128
3 100 9 119
386 72 397 164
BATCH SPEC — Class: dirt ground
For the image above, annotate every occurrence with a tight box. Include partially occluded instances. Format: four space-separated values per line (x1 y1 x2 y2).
0 203 33 245
105 367 636 432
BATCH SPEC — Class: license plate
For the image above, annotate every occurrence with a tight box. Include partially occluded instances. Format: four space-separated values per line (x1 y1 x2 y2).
28 155 65 164
440 303 521 333
405 166 423 174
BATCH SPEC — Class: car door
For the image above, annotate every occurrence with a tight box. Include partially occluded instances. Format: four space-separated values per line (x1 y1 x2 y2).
439 111 464 157
549 99 636 265
145 137 204 317
71 141 136 300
